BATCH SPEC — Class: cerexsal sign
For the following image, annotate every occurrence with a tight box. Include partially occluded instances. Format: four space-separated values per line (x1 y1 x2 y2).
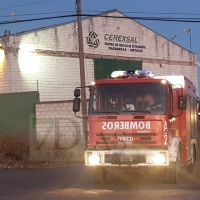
104 34 137 43
86 31 146 53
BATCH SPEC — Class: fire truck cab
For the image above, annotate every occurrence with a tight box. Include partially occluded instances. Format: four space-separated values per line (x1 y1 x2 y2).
73 70 198 184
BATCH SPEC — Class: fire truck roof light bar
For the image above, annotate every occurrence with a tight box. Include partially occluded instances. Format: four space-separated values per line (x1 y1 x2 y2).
111 70 154 79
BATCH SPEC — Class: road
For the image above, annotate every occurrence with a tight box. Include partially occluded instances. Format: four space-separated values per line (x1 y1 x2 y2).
0 154 200 200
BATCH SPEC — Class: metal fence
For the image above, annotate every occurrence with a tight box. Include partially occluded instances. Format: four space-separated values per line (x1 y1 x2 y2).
0 91 39 136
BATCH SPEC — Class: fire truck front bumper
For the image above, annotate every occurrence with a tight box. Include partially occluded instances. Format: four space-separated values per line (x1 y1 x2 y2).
85 149 170 167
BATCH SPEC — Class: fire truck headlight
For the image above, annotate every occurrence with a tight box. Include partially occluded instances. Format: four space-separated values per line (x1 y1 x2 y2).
88 155 101 165
152 154 166 164
161 79 167 84
91 81 96 86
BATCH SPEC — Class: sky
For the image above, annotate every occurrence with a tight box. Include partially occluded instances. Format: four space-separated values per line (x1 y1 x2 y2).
0 0 200 92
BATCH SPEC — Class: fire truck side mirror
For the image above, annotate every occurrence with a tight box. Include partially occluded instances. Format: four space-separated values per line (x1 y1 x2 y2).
168 113 174 120
198 106 200 120
74 88 80 97
73 98 81 112
178 95 186 110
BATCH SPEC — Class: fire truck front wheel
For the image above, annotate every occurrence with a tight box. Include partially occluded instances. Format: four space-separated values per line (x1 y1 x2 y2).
167 151 181 184
186 145 196 173
93 167 107 184
167 161 178 184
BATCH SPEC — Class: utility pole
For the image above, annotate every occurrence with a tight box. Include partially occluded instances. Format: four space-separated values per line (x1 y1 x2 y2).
76 0 88 149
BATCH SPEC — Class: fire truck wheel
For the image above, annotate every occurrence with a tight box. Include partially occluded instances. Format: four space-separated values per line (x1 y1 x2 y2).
167 153 180 184
167 162 178 184
186 147 196 173
93 167 107 184
186 163 194 173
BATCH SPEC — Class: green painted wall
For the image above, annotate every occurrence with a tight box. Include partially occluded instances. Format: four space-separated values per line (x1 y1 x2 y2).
0 91 39 136
94 58 142 80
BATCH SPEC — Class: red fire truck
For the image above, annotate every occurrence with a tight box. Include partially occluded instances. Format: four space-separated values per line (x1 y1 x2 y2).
73 70 198 184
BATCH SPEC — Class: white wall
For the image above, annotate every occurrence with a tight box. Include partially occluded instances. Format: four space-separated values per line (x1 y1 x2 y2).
33 101 85 162
0 10 197 101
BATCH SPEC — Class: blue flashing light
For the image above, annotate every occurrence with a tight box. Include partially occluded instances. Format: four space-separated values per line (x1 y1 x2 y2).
111 71 128 79
111 70 154 79
135 70 154 78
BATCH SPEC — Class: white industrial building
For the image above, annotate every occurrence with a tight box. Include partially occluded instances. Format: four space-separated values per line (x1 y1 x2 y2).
0 9 197 101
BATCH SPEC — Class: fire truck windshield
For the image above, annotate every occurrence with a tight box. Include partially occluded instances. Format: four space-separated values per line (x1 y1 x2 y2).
89 82 166 115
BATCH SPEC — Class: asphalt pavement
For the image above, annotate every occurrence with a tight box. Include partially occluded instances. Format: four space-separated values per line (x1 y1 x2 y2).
0 151 200 200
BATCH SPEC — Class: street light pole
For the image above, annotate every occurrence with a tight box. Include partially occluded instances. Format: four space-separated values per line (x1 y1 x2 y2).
184 28 192 51
76 0 88 149
190 32 192 51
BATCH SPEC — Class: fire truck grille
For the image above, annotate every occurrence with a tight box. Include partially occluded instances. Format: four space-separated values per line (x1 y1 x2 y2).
96 133 159 145
104 153 146 164
96 133 156 137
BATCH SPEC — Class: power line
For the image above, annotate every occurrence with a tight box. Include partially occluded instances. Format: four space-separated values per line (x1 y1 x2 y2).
0 14 76 25
1 10 200 19
82 10 200 16
1 9 200 19
1 13 200 26
0 11 76 18
0 0 56 11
